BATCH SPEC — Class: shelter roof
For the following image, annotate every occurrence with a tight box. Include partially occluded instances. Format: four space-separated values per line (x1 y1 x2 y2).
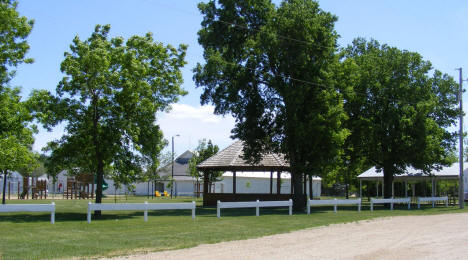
357 163 466 180
197 140 290 171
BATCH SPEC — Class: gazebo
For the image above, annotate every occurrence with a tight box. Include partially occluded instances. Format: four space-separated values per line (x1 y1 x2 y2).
197 140 296 206
357 163 466 199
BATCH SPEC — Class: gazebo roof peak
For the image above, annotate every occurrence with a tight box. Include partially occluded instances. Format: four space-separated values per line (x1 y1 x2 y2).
197 140 289 171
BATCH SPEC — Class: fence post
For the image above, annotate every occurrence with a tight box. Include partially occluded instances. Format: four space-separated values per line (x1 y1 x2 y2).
87 202 92 223
390 201 393 211
192 201 196 219
144 201 148 222
307 197 310 215
51 202 55 224
417 198 420 209
370 199 374 212
432 198 435 208
289 199 292 216
256 200 259 217
358 198 361 212
445 197 448 207
407 198 410 210
217 200 221 218
333 198 337 213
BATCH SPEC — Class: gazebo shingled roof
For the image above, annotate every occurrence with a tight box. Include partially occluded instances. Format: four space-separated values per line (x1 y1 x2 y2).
197 140 290 171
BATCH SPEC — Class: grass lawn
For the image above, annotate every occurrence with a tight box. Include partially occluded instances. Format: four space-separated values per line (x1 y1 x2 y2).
1 195 467 259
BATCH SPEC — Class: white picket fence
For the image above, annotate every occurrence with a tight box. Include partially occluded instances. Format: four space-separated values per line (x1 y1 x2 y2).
216 200 292 218
307 198 361 214
0 203 55 224
370 197 411 211
87 201 196 223
417 196 448 208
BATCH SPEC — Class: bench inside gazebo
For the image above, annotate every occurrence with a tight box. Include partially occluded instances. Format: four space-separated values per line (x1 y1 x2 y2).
197 141 294 206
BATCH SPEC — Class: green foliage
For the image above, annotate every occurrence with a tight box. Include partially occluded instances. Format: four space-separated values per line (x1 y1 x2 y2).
339 38 459 197
0 0 34 86
28 24 187 205
188 139 222 182
194 0 348 209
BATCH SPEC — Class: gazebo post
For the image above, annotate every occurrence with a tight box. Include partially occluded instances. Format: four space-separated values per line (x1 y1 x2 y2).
376 181 379 197
381 179 384 197
359 179 362 198
277 171 281 195
290 176 293 194
431 178 435 197
309 175 313 199
270 171 273 194
233 171 236 194
391 181 394 198
404 180 408 197
303 173 306 196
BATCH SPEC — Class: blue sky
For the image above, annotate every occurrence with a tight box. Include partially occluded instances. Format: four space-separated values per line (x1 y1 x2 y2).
10 0 468 155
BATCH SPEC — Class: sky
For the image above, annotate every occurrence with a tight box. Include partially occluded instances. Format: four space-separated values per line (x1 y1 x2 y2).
9 0 468 156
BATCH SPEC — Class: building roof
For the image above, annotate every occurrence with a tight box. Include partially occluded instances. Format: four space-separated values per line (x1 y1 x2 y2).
158 150 194 177
357 163 466 180
197 140 290 171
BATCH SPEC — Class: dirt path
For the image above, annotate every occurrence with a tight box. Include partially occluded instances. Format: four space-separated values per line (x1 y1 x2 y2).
106 213 468 260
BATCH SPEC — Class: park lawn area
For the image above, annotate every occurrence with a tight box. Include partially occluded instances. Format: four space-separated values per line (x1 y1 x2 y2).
1 196 467 260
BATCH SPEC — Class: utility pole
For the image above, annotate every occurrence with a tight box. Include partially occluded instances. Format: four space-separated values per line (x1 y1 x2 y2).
170 134 179 199
457 68 464 209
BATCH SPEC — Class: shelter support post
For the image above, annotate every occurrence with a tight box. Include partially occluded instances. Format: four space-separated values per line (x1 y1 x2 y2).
277 171 281 195
392 181 394 198
309 175 313 199
233 171 236 194
270 171 273 194
290 176 293 194
404 181 408 197
359 180 362 198
382 179 384 197
431 178 435 197
376 182 379 197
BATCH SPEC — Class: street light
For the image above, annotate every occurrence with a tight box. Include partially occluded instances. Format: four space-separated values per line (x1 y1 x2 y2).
170 134 180 198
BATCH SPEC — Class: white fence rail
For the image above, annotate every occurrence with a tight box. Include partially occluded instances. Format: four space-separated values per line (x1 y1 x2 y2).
216 200 292 218
370 197 410 211
0 203 55 224
417 196 448 208
87 201 196 223
307 198 361 214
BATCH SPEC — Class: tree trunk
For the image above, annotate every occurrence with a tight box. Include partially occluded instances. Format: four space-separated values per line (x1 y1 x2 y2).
383 166 394 199
92 94 103 217
292 172 305 211
2 171 7 204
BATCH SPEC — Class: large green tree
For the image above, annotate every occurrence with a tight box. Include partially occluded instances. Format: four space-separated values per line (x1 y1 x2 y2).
0 0 36 204
0 0 33 86
188 139 221 196
339 38 459 198
29 25 187 214
194 0 347 210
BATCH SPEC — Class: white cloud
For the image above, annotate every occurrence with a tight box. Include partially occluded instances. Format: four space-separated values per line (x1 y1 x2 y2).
157 104 236 155
166 103 222 123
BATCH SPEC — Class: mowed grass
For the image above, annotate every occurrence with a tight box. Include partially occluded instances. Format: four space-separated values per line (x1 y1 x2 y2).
1 195 467 259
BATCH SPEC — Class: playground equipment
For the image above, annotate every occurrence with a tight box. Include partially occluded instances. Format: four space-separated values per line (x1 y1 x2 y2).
63 173 109 199
18 177 47 200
